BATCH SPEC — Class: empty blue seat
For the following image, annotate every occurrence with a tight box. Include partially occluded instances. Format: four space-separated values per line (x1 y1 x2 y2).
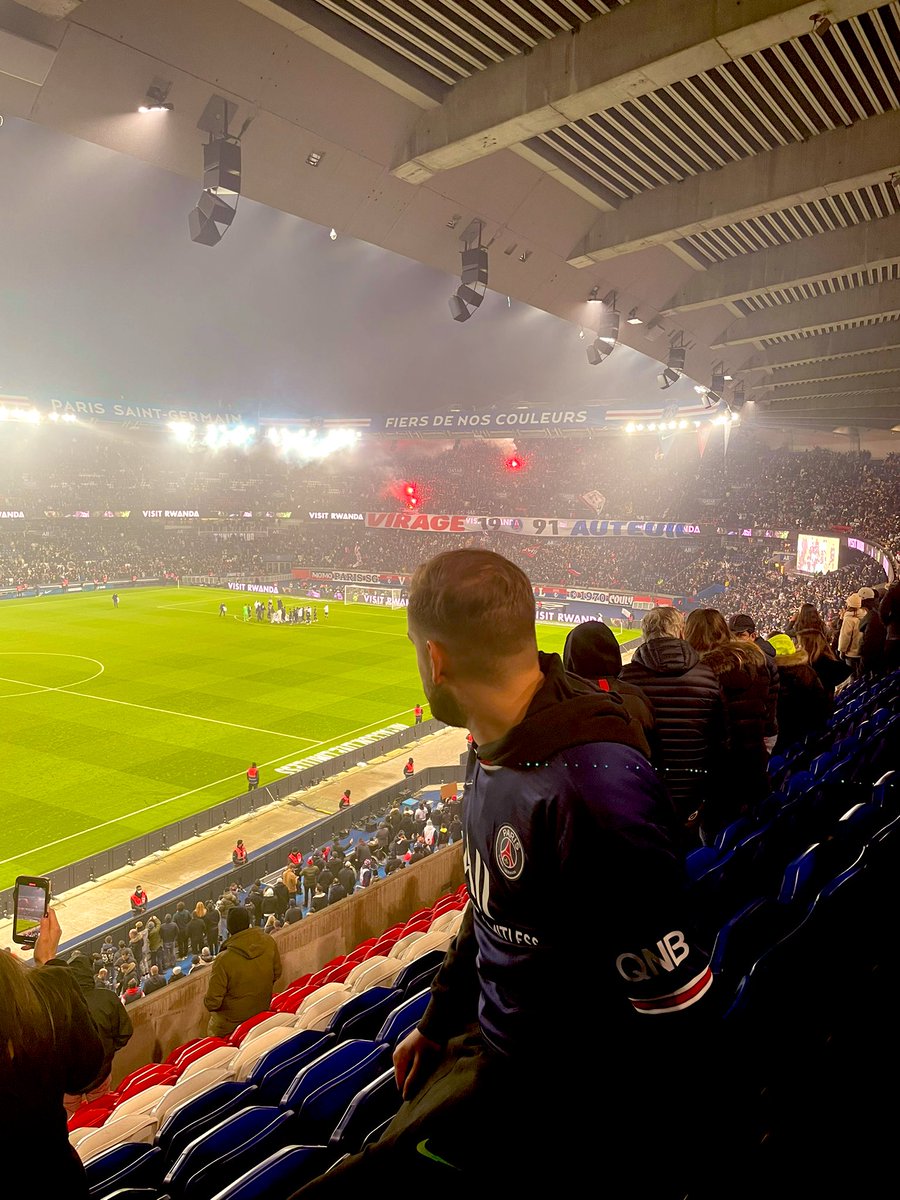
156 1081 257 1167
392 949 446 998
246 1029 331 1089
328 1067 401 1156
279 1039 382 1111
294 1043 393 1142
376 990 431 1046
86 1144 162 1197
208 1145 335 1200
334 990 405 1041
253 1034 336 1108
163 1106 297 1200
326 987 400 1039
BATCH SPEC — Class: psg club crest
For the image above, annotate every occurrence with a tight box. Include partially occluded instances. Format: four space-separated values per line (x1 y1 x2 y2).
494 824 524 881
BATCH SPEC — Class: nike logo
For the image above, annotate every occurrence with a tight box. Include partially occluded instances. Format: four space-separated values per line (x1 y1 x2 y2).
416 1139 459 1170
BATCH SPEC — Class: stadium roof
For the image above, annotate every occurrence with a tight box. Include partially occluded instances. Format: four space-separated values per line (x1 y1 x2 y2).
2 0 899 432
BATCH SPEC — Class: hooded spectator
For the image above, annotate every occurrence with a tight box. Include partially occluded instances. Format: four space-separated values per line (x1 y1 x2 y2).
60 952 133 1114
562 619 656 751
769 634 831 755
203 906 282 1037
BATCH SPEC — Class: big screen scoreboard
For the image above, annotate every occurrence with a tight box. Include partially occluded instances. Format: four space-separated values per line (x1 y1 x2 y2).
796 532 841 576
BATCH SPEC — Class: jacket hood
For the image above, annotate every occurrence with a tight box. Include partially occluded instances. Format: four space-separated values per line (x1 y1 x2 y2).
562 620 622 680
630 636 700 676
475 651 649 769
775 649 810 669
223 927 273 960
66 953 96 993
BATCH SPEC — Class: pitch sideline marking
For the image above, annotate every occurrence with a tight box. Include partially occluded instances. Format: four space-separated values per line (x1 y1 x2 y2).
0 705 420 866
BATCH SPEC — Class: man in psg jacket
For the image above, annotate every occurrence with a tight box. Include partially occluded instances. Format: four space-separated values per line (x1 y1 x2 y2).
292 550 721 1200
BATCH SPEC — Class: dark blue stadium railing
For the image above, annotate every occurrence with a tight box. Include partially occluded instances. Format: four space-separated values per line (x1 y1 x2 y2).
56 762 463 961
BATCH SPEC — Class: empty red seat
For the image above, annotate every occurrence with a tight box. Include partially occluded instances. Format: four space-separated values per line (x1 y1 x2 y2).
229 1010 278 1046
67 1095 117 1131
170 1036 232 1072
113 1063 180 1101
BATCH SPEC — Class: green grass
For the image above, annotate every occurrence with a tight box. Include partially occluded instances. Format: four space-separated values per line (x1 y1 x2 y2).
0 588 635 888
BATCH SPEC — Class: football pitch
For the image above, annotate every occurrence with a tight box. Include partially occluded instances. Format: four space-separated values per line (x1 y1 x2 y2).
0 587 635 888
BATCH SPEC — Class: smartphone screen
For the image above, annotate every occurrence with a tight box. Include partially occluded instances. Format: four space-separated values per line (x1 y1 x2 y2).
13 877 50 945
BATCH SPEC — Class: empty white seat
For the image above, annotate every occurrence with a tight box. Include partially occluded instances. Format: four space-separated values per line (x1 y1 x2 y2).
348 956 405 993
293 985 353 1032
238 1011 298 1046
177 1045 238 1082
231 1026 298 1082
74 1113 159 1163
104 1083 173 1120
151 1065 237 1124
388 931 425 960
295 981 352 1017
401 928 454 961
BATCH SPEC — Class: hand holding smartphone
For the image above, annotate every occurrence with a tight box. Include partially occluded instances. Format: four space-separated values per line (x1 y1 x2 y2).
13 875 51 946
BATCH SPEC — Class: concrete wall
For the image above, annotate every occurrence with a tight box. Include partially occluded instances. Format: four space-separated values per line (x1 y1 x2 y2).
114 840 464 1083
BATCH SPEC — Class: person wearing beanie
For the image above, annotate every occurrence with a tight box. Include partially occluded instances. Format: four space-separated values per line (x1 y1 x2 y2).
203 903 282 1036
728 612 777 658
857 586 886 676
838 594 864 678
770 634 831 755
562 620 656 752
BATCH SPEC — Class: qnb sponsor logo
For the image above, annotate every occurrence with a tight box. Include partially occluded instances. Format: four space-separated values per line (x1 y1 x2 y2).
616 931 691 982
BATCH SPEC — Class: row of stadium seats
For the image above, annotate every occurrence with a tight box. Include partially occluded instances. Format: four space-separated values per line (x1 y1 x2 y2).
67 672 900 1198
66 888 468 1200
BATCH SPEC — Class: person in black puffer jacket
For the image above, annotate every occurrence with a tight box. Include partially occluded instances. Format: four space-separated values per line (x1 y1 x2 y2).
621 606 724 843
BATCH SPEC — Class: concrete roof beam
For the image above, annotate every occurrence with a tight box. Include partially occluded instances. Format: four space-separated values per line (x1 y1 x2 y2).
712 278 900 346
663 215 900 313
391 0 887 184
569 108 900 266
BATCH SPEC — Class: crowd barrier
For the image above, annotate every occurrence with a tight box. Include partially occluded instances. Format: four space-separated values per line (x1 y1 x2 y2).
53 761 462 963
0 719 447 921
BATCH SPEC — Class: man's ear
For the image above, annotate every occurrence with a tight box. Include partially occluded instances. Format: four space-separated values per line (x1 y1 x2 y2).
426 638 448 684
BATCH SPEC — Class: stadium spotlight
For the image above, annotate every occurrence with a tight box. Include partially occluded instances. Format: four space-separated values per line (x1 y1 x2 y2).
449 219 488 323
626 308 643 325
189 95 241 247
586 291 620 365
138 79 173 113
658 339 686 389
168 420 194 445
329 227 338 241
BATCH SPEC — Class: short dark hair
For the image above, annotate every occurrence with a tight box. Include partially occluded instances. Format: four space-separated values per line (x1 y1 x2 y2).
408 549 536 674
